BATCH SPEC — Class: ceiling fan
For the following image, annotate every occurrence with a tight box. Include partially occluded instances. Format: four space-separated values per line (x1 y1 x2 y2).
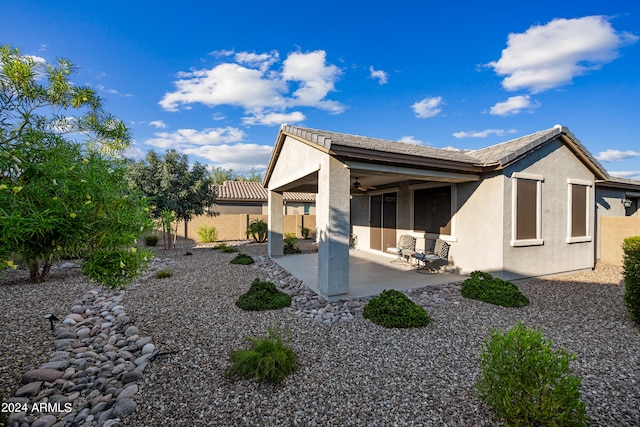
352 177 377 192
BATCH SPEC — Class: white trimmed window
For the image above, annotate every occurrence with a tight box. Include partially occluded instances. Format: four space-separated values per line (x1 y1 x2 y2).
511 173 543 246
567 179 592 243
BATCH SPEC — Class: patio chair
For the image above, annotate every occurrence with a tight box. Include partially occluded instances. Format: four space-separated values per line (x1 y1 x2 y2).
386 235 416 266
413 239 450 273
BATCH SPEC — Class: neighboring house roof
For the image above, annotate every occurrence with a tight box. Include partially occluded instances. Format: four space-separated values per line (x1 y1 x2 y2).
596 175 640 192
215 181 315 203
265 124 611 185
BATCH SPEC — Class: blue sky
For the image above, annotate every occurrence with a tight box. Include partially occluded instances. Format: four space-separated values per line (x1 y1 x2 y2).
3 0 640 179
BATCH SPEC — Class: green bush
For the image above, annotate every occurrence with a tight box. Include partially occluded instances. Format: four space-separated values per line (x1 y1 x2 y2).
236 279 292 311
197 225 218 243
477 322 588 426
230 253 254 265
301 227 310 239
155 269 172 279
623 236 640 324
227 326 297 384
144 234 159 247
363 289 430 328
284 232 302 254
82 247 152 290
212 243 239 253
461 271 529 307
247 219 268 243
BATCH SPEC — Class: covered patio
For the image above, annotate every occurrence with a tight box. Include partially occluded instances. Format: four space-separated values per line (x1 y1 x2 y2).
273 250 467 301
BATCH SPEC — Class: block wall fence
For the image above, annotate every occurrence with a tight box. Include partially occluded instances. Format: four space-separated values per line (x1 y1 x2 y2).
600 216 640 265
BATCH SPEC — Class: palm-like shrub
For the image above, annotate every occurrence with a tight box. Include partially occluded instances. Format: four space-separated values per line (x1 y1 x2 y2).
227 326 297 384
477 322 588 426
247 219 268 243
363 289 430 328
461 271 529 307
236 279 291 310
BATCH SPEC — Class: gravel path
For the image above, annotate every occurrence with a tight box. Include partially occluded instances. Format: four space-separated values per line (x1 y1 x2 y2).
2 243 639 426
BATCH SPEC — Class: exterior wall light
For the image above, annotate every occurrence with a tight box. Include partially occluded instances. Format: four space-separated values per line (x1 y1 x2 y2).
622 198 633 208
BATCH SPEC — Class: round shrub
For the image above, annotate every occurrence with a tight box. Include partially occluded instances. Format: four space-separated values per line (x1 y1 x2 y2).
230 253 254 265
144 234 159 247
477 322 588 426
461 271 529 307
363 289 430 328
236 279 291 311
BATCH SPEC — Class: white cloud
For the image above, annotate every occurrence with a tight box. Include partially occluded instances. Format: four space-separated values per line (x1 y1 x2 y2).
369 66 388 85
242 111 305 126
149 120 167 129
411 97 443 118
123 144 146 160
160 49 344 123
398 136 423 145
596 149 640 162
144 127 245 149
487 16 639 93
96 84 133 97
489 95 540 116
453 128 518 138
184 143 273 174
608 171 640 180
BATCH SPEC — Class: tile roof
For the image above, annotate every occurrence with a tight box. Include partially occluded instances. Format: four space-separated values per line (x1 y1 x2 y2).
280 124 608 178
281 125 479 164
215 181 315 202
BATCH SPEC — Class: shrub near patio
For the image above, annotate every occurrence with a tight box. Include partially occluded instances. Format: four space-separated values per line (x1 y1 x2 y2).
477 322 588 426
461 271 529 307
363 289 430 328
236 279 292 311
230 253 254 265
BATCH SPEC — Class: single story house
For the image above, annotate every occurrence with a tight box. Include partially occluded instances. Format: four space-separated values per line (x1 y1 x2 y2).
263 124 640 300
214 181 315 215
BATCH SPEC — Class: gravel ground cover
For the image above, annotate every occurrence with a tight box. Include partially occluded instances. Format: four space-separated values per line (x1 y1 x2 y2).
2 243 639 426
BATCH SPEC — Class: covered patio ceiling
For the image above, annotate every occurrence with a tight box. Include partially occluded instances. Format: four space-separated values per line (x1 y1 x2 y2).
271 161 480 194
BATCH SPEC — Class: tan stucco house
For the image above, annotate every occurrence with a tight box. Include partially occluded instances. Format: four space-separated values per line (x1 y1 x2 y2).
264 124 640 300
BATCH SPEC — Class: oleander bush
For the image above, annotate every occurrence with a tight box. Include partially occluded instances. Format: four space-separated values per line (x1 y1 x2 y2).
230 253 254 265
236 279 292 311
363 289 430 328
227 326 297 384
623 236 640 324
461 271 529 307
197 225 218 243
477 322 588 426
155 269 172 279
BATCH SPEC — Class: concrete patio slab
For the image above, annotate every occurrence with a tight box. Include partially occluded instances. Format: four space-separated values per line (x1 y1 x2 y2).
272 249 468 301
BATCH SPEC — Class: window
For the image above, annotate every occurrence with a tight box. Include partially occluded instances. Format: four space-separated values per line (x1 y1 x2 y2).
567 179 591 243
303 203 310 215
413 185 453 236
511 173 543 246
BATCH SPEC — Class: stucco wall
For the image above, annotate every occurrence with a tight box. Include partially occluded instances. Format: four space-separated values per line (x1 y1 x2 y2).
267 136 323 191
453 174 505 275
501 140 596 279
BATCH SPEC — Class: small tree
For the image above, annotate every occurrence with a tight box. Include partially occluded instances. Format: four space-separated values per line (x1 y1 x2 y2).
623 236 640 324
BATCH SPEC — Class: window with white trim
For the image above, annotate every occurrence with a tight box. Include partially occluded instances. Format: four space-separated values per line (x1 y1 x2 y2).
567 179 592 243
511 173 543 246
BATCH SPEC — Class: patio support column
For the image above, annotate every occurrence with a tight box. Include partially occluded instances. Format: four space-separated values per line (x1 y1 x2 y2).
268 190 284 257
317 157 350 298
